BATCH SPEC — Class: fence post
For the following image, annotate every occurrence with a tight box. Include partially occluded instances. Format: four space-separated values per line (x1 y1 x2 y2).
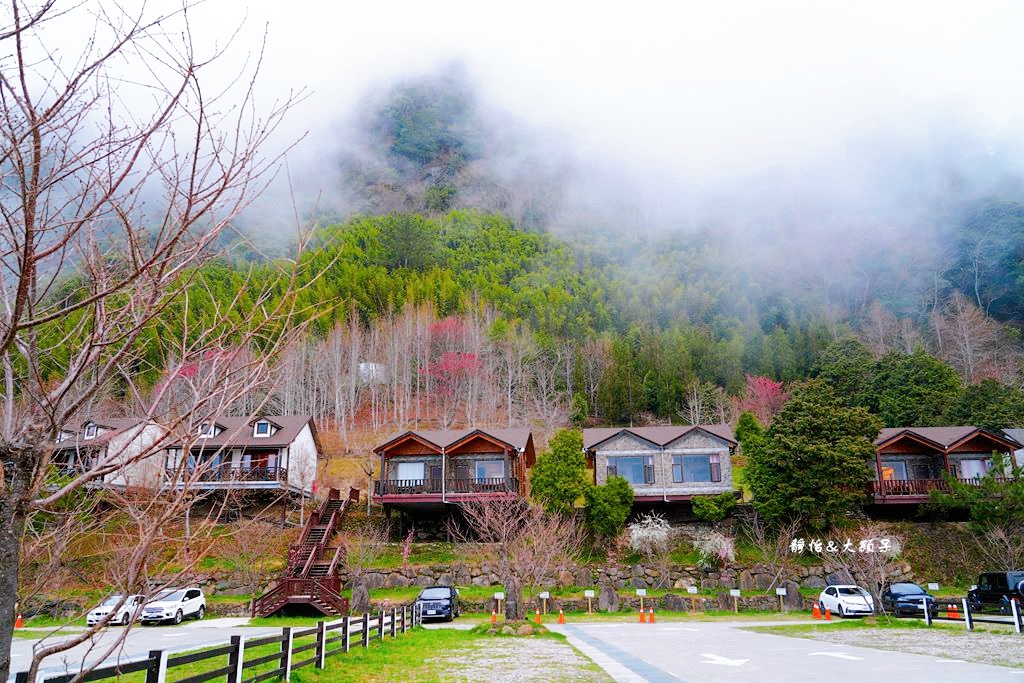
401 605 407 634
316 620 327 669
961 598 973 631
391 607 397 637
362 612 370 648
282 627 294 682
1011 598 1023 635
227 635 245 683
378 609 385 639
342 615 351 653
146 650 168 683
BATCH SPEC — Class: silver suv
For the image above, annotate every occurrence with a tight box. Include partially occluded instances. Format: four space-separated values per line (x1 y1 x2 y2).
140 587 206 625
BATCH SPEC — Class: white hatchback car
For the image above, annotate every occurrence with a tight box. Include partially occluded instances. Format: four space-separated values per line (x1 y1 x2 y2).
140 587 206 625
818 584 874 617
86 594 145 626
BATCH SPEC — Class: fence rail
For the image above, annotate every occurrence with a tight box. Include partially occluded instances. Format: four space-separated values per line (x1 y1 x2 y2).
15 604 422 683
919 596 1023 634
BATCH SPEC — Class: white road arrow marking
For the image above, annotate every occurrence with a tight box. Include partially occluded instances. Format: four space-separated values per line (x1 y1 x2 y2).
700 653 748 666
808 652 863 660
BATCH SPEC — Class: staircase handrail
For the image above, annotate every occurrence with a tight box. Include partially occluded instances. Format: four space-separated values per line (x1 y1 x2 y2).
251 580 288 618
326 543 344 577
300 543 319 577
312 579 349 615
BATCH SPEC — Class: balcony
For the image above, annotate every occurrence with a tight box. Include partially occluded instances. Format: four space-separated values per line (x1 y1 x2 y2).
165 465 288 486
869 476 1013 502
373 476 519 500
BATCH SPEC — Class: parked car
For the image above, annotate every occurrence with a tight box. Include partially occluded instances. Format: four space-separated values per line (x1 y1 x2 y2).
140 587 206 625
880 582 937 617
86 594 145 626
414 586 460 621
967 571 1024 614
818 585 874 617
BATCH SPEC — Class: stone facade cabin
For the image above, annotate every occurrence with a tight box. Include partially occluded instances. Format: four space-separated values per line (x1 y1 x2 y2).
583 425 737 505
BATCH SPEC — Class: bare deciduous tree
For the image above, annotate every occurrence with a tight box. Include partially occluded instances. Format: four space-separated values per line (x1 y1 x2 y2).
0 1 306 678
451 498 582 620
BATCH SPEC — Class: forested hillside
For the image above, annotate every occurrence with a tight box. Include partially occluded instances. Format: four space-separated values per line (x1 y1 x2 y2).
81 69 1024 438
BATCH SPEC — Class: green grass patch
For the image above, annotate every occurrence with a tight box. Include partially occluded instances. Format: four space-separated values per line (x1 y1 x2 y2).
366 542 460 569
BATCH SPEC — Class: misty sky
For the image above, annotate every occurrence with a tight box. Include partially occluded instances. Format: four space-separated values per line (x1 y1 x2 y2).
200 0 1024 186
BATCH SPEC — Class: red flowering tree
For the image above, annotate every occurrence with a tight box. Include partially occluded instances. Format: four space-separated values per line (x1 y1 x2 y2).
734 375 790 427
421 351 483 428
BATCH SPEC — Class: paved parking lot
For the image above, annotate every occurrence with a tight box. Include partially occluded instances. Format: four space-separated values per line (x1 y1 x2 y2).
551 621 1024 683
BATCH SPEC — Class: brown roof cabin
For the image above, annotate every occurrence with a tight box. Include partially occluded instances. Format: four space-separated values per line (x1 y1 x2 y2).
871 426 1021 504
373 428 535 508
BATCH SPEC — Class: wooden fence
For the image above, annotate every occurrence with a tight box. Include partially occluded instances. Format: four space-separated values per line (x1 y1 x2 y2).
15 604 421 683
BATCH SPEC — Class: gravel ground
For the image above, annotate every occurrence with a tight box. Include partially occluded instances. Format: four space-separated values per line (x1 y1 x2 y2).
427 636 612 682
786 626 1024 669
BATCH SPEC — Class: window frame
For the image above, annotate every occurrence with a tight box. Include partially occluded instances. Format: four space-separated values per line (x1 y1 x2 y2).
253 420 271 437
671 453 722 483
606 455 654 485
83 423 97 440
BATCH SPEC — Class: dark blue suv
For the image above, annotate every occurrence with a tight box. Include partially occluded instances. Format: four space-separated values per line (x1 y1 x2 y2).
415 586 460 621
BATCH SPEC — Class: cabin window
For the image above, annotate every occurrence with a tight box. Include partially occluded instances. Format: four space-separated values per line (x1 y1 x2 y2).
959 458 989 479
475 460 505 480
198 423 214 437
394 461 425 481
672 454 721 483
83 423 97 439
606 456 654 484
253 421 271 437
880 460 907 481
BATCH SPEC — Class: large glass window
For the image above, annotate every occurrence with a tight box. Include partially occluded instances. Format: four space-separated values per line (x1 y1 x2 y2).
254 421 271 437
395 461 426 481
475 460 505 480
671 454 721 483
959 459 989 479
607 456 654 484
880 460 908 480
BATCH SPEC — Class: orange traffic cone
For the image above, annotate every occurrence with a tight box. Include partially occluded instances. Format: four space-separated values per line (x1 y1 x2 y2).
491 609 497 625
812 602 821 619
558 608 566 624
648 607 655 623
534 609 541 625
639 607 647 623
824 608 831 621
948 603 960 619
14 614 22 629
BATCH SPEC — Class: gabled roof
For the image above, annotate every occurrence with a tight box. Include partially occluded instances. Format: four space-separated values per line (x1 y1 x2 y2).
1004 429 1024 448
53 418 148 449
876 426 1021 451
583 425 736 450
374 428 533 454
173 415 317 449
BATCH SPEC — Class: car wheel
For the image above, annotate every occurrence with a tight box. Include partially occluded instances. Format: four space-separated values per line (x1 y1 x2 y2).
837 604 846 618
196 606 205 620
120 612 130 626
173 610 183 625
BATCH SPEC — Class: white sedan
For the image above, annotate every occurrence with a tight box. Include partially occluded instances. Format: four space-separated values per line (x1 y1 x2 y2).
86 594 145 626
818 585 874 617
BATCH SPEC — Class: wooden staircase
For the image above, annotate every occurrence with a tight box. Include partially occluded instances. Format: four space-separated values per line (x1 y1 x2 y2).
252 487 359 618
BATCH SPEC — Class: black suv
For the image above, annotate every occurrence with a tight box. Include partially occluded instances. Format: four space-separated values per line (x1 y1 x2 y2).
967 571 1024 614
415 586 460 621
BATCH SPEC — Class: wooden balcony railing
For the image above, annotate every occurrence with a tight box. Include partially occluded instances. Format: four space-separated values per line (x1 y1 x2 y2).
166 465 287 483
870 476 1014 497
374 476 519 496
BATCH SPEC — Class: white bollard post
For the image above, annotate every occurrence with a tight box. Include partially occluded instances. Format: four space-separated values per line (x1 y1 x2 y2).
961 598 973 631
1011 598 1022 635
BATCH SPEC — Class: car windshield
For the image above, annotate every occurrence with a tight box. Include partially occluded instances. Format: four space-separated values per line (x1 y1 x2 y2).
153 590 184 602
100 595 124 607
838 587 868 596
891 583 924 594
419 588 451 599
